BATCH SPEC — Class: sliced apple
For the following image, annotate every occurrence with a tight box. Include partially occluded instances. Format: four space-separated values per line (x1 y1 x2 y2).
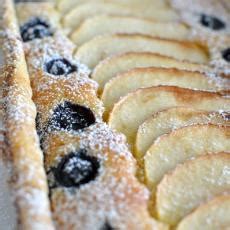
57 0 169 15
102 67 223 115
75 34 209 69
63 3 178 29
177 195 230 230
92 52 208 93
136 107 229 158
156 153 230 225
108 86 230 147
71 15 190 45
144 124 230 191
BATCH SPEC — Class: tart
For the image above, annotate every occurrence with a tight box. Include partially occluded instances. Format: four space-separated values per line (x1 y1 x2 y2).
0 0 229 229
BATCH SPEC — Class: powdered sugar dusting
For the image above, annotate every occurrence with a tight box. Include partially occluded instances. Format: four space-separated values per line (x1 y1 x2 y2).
6 86 35 124
77 123 133 159
50 174 157 230
0 160 17 230
0 22 16 230
171 0 230 76
23 34 104 133
43 122 134 166
1 2 54 228
43 128 163 229
24 32 91 78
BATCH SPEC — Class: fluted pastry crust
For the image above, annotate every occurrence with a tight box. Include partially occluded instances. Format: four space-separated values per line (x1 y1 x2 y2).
1 0 54 229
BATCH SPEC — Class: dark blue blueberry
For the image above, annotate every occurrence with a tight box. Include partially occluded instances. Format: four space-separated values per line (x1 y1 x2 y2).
223 113 230 120
20 17 53 42
100 222 114 230
45 58 77 76
54 150 100 188
200 14 225 30
35 113 40 132
222 48 230 62
49 101 96 132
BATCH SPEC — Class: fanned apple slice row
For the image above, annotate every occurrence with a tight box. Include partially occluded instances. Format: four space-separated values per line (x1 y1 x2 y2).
57 0 169 15
144 124 230 191
156 153 230 226
177 195 230 230
108 86 230 147
63 3 178 29
71 15 190 45
102 67 224 115
135 107 229 158
92 52 208 93
75 34 209 69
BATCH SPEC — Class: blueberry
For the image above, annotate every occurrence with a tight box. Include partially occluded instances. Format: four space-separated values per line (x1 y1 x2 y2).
49 101 96 132
45 58 77 76
35 113 40 131
54 150 100 188
20 17 53 42
200 14 225 30
223 113 230 120
35 113 44 144
100 222 114 230
222 48 230 62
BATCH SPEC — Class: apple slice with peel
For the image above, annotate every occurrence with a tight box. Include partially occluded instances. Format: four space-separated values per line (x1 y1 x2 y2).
156 153 230 226
135 107 229 158
144 124 230 191
102 67 224 116
108 86 230 148
177 195 230 230
75 34 209 69
92 52 208 93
